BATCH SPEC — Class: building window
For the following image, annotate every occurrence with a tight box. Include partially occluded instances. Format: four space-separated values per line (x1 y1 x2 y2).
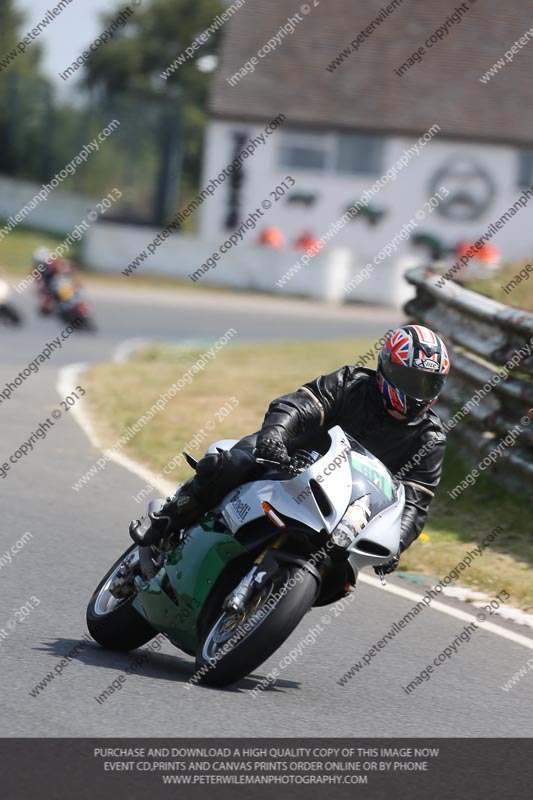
336 133 384 175
279 131 329 171
517 151 533 188
278 130 384 175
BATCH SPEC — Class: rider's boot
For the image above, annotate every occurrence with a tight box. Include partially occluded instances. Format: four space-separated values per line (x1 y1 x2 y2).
129 480 204 547
129 444 257 548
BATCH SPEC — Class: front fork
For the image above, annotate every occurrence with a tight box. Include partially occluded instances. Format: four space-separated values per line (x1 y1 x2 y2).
223 533 288 612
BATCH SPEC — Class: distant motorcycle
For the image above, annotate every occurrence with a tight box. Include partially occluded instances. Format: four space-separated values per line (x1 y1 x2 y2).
0 279 22 326
48 274 96 332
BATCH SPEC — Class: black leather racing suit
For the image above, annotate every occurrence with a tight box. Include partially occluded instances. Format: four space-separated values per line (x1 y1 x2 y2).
190 367 446 552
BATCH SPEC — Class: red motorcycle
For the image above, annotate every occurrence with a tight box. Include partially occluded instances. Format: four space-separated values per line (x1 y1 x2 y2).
48 274 96 332
34 253 96 332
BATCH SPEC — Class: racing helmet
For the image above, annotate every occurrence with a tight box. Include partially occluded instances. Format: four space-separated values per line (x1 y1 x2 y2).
376 325 450 419
33 247 52 266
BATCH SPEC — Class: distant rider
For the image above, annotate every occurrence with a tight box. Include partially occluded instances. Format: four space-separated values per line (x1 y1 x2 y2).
33 248 77 315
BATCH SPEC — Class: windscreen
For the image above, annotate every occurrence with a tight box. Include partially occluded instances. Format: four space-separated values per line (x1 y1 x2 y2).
348 447 399 517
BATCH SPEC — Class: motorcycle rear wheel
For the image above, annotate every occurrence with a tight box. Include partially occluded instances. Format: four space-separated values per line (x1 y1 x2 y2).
195 564 319 687
0 304 22 325
87 545 156 651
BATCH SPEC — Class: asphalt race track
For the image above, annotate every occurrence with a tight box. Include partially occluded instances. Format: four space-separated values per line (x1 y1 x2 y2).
1 282 532 737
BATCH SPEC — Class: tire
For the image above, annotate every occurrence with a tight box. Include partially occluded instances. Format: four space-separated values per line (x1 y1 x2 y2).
0 305 21 326
76 315 97 333
87 545 156 651
195 565 319 687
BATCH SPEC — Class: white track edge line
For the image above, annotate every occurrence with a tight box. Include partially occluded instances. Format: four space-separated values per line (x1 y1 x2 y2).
57 362 175 498
358 574 533 650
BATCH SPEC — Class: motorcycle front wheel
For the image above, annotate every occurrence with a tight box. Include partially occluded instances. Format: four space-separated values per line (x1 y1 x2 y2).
195 564 319 687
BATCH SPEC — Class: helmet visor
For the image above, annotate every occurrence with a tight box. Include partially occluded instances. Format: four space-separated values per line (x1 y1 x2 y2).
383 362 446 401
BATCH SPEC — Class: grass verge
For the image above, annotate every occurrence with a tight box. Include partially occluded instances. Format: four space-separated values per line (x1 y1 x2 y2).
0 226 69 278
464 260 533 311
82 338 532 611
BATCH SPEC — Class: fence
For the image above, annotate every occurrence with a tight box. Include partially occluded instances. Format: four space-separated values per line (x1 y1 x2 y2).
404 267 533 495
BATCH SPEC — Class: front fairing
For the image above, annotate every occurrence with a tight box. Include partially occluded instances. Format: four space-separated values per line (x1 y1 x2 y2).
221 427 355 535
220 427 402 536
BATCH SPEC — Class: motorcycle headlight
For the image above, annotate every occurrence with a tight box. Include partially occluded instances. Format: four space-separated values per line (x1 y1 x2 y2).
331 526 355 549
331 495 371 549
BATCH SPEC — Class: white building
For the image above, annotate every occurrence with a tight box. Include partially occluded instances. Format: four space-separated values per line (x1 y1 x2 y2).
199 0 533 305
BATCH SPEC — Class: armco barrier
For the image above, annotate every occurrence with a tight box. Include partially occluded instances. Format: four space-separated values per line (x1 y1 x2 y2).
404 267 533 495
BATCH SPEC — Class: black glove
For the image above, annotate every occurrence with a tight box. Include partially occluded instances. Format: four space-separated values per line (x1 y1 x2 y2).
374 555 399 576
255 428 290 464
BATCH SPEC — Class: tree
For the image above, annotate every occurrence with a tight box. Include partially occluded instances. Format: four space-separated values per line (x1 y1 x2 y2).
0 0 50 177
0 0 43 75
83 0 225 201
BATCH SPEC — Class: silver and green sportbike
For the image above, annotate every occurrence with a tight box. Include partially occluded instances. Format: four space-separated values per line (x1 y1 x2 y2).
87 426 404 687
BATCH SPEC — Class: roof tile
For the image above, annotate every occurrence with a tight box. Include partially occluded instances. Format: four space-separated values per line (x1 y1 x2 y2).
210 0 533 146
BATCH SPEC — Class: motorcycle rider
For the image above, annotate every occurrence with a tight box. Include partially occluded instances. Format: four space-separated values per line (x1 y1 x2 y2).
33 248 77 315
130 325 450 575
0 275 22 325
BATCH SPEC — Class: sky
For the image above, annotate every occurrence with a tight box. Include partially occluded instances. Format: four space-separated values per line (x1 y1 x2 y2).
16 0 126 87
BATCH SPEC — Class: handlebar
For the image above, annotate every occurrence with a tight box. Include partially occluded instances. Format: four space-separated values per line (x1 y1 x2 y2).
254 454 305 477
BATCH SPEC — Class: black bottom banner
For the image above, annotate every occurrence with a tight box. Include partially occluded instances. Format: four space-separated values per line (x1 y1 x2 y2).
2 738 531 799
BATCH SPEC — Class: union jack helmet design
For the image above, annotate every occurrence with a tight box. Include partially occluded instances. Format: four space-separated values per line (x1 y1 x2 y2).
377 325 450 418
